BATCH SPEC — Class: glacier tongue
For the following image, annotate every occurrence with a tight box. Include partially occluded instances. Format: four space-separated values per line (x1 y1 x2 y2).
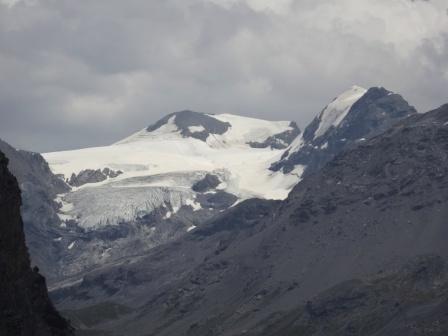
63 185 194 229
57 170 230 229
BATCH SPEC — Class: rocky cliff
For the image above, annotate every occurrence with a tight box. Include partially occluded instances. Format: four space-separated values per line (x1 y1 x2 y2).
0 151 72 335
0 139 70 283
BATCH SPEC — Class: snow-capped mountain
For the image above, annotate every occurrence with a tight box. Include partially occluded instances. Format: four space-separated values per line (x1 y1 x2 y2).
38 86 415 282
41 111 301 279
52 103 448 336
271 86 417 174
44 111 300 228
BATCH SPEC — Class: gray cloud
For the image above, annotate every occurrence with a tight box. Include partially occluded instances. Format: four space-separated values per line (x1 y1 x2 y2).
0 0 447 152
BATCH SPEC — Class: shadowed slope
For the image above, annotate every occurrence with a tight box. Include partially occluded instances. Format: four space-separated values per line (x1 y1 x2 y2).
0 151 72 335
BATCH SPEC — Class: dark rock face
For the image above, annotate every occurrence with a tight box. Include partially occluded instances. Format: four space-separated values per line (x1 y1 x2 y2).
0 151 72 336
271 87 417 174
0 139 70 282
68 168 122 187
51 104 448 336
191 174 221 192
0 140 69 196
102 168 122 179
248 121 301 149
196 191 238 210
146 110 231 141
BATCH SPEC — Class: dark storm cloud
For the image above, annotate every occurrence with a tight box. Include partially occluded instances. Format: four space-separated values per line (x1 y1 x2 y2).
0 0 447 152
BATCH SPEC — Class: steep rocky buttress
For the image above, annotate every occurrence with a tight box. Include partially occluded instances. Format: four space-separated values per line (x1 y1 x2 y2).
0 151 72 335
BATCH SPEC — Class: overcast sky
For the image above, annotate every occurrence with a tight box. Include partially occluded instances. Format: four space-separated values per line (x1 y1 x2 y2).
0 0 447 152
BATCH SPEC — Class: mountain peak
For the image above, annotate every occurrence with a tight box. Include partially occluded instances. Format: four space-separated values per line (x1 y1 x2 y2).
145 110 231 142
313 85 368 139
271 86 417 174
115 110 298 149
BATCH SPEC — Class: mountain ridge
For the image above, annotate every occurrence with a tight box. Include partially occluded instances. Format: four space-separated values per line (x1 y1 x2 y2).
2 85 412 285
271 86 417 174
49 102 448 335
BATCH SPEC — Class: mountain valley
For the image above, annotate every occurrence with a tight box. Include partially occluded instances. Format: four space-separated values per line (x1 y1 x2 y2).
1 86 447 336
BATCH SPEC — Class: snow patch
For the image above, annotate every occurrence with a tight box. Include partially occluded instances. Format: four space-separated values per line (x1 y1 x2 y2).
314 85 367 139
216 181 227 190
206 113 293 148
188 125 206 133
172 204 181 214
68 241 76 250
289 164 305 177
187 225 197 232
55 194 76 222
115 116 179 144
185 198 202 211
100 248 112 259
284 134 304 159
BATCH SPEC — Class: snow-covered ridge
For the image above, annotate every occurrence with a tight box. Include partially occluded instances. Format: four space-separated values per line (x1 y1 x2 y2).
43 112 301 229
116 111 295 148
279 85 366 161
314 85 367 139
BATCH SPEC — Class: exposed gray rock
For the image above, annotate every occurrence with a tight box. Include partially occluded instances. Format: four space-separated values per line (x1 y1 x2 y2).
146 110 231 142
102 167 123 178
248 121 301 149
67 168 122 187
0 139 69 196
196 191 238 210
271 87 417 174
68 170 106 187
0 150 73 336
191 174 221 192
0 139 70 282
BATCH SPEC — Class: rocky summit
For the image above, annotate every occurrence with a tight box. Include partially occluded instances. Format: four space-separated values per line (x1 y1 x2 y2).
271 86 417 174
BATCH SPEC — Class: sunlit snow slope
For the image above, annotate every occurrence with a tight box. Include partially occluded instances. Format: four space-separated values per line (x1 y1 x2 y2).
43 111 301 229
